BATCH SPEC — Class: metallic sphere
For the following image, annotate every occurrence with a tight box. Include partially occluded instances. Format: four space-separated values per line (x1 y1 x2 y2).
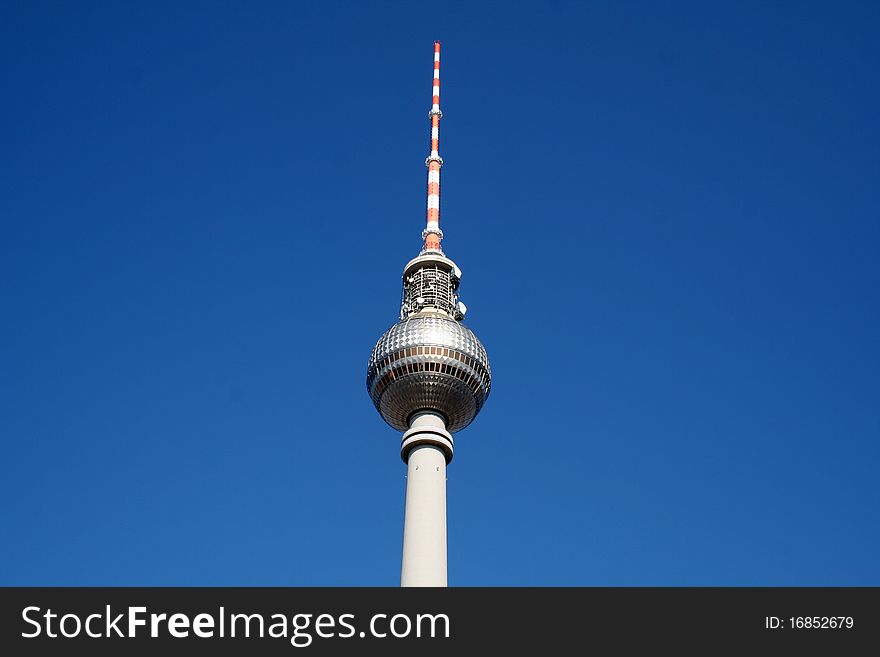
367 314 491 433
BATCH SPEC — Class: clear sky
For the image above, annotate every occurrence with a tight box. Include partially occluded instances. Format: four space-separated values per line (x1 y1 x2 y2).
1 1 878 585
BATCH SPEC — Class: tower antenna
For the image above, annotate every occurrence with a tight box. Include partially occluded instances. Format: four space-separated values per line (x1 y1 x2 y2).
423 41 444 253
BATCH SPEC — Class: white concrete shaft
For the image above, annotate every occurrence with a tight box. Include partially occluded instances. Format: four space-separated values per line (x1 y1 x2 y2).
400 413 449 587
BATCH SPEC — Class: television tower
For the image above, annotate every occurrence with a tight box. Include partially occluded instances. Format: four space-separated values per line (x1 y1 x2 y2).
367 42 492 587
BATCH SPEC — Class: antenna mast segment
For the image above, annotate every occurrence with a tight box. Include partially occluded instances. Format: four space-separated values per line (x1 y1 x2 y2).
423 41 444 253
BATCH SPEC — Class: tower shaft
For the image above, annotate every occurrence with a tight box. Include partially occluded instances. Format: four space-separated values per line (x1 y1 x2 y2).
400 412 452 587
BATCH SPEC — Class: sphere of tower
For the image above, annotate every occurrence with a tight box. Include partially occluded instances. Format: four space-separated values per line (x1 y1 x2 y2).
367 314 491 433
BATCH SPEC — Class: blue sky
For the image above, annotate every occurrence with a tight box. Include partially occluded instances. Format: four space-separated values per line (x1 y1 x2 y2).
1 1 878 585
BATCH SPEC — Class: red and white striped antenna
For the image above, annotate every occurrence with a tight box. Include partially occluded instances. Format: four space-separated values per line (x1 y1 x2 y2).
422 41 444 253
